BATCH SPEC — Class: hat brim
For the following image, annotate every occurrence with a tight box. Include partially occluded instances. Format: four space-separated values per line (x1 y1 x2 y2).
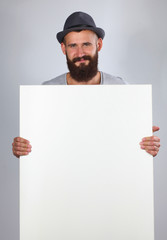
56 26 105 43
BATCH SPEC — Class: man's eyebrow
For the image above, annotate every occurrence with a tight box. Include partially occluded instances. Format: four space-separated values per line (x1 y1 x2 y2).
67 43 77 47
83 42 92 45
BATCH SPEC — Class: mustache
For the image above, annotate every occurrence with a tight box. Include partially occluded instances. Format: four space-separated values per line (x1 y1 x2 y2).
73 55 92 63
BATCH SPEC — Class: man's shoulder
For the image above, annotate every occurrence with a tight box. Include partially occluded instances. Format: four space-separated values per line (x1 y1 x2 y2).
42 72 127 85
42 73 67 85
101 72 127 85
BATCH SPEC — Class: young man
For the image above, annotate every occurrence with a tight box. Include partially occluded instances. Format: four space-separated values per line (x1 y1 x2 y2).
12 12 160 158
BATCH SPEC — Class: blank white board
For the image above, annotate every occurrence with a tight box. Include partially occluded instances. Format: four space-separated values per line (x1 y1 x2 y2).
20 85 154 240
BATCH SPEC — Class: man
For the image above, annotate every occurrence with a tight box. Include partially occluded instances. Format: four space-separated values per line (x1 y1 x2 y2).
12 11 160 158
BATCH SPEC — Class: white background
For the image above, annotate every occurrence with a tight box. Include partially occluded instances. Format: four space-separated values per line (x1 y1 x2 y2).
20 85 153 240
0 1 167 240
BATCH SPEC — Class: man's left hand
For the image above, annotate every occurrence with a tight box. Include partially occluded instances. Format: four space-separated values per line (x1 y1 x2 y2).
140 126 160 157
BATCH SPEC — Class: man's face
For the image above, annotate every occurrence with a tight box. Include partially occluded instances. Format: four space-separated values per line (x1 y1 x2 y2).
61 30 102 82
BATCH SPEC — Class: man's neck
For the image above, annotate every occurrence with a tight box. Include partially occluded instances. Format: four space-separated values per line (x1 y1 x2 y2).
67 71 101 85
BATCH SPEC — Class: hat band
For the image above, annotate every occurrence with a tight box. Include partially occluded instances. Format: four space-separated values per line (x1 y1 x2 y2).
66 24 94 30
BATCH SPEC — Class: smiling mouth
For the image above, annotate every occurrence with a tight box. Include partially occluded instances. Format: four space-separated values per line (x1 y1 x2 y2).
78 58 87 63
73 56 91 63
76 58 90 65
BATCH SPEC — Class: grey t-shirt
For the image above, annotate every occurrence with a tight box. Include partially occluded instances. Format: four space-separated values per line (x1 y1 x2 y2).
43 72 126 85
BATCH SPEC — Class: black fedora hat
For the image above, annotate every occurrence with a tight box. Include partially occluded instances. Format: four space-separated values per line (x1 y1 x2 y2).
56 11 105 43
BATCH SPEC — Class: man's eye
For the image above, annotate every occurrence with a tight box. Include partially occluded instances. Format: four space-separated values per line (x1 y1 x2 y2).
69 44 76 48
84 43 91 46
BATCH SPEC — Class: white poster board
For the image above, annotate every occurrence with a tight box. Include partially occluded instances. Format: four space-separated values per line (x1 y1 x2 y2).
20 85 154 240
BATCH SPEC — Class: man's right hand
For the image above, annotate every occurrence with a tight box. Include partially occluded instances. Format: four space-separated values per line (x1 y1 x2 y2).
12 137 32 158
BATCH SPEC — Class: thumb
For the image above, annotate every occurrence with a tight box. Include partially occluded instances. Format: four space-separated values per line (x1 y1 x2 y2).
152 126 160 133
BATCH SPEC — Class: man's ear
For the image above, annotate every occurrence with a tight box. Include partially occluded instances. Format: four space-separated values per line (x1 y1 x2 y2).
97 38 103 52
61 42 66 55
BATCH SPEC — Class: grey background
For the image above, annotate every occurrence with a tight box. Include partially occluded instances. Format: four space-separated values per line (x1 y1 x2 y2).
0 0 166 239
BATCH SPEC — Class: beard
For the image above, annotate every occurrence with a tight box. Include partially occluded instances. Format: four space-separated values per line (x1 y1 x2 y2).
66 50 98 82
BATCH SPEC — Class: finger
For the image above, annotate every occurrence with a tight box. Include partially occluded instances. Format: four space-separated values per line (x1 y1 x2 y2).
140 145 159 151
145 149 159 157
13 149 30 157
14 137 30 144
13 141 32 149
152 126 160 133
142 136 160 142
12 147 20 158
13 145 32 152
140 141 160 148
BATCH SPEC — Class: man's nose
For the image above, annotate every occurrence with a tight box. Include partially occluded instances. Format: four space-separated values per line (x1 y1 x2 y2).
76 46 85 57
